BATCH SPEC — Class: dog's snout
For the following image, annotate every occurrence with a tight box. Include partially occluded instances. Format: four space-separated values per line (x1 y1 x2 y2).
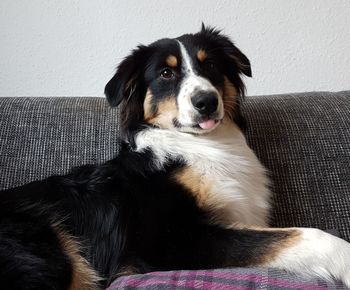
191 92 218 115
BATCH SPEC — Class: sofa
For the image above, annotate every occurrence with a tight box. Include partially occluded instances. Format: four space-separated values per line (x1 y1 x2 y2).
0 91 349 289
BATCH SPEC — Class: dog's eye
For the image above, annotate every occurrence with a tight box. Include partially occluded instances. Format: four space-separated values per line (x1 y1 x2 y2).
160 69 174 79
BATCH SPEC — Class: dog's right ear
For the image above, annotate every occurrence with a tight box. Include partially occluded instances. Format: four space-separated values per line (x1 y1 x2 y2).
104 45 150 107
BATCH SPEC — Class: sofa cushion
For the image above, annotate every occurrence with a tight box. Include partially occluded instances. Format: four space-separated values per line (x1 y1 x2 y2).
242 91 350 241
107 268 345 289
0 97 121 189
0 92 349 241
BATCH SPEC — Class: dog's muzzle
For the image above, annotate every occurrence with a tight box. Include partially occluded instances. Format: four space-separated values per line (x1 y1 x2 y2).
190 92 219 130
191 92 218 115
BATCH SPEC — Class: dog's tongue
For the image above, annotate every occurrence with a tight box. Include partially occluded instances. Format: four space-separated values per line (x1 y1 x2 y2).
198 119 216 129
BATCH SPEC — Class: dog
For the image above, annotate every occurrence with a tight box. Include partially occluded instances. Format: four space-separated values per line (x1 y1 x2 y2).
1 25 350 289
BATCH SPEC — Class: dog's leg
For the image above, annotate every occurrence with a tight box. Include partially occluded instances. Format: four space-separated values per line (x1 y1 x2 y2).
260 227 350 286
193 226 350 287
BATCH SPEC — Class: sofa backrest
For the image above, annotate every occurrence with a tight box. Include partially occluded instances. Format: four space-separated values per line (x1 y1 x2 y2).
1 91 349 240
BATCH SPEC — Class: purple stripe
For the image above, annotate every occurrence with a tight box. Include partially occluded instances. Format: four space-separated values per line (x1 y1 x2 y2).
110 276 252 290
109 270 327 290
172 270 327 290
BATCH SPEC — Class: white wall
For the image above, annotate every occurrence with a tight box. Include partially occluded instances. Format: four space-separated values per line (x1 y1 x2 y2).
1 0 349 97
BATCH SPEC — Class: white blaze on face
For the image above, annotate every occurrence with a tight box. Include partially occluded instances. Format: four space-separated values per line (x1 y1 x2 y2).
176 41 223 126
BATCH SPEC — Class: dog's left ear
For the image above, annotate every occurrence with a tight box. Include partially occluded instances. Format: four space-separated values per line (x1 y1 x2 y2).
104 45 151 107
216 34 252 79
224 44 252 77
200 25 252 78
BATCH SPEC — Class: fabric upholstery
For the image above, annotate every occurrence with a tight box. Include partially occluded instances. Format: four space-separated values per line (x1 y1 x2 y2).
242 91 350 241
0 92 349 289
107 268 345 290
0 97 121 189
1 92 349 241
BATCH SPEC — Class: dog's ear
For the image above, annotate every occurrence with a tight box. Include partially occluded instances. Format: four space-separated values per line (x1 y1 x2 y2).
200 24 252 78
105 45 152 144
223 44 252 77
104 45 150 107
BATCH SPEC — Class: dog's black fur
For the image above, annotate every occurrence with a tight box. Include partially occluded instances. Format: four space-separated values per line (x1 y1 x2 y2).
0 154 288 289
0 27 295 290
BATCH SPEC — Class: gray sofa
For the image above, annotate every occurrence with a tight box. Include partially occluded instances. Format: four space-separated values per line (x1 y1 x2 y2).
1 91 349 289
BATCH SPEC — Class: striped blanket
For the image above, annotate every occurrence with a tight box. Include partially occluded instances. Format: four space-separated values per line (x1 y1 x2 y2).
107 268 347 290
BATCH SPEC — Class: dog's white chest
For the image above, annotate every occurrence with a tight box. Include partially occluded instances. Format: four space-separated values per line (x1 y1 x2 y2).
191 124 271 226
136 121 271 226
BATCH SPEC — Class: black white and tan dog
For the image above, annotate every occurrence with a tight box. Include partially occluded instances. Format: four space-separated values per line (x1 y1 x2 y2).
1 26 349 289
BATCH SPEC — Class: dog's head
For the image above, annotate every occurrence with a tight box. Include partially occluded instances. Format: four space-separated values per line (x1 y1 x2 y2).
105 25 251 142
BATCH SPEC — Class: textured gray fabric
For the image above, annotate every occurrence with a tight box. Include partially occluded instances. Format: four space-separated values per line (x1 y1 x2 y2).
242 91 350 241
0 97 121 189
0 92 349 243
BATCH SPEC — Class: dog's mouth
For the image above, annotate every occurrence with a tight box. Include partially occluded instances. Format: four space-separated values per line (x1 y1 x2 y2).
193 119 220 130
173 117 221 133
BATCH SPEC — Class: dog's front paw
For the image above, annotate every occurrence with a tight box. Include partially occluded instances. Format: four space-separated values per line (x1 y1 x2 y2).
315 230 350 288
269 228 350 288
337 267 350 289
340 266 350 288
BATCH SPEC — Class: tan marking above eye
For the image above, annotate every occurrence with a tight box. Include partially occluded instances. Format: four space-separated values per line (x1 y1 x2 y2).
197 49 207 62
165 55 178 68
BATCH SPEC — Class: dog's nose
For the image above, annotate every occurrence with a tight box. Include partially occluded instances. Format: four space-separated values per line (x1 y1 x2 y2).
191 92 218 115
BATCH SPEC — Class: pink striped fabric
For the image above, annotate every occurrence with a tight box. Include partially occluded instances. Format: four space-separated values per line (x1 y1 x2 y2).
107 268 346 290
